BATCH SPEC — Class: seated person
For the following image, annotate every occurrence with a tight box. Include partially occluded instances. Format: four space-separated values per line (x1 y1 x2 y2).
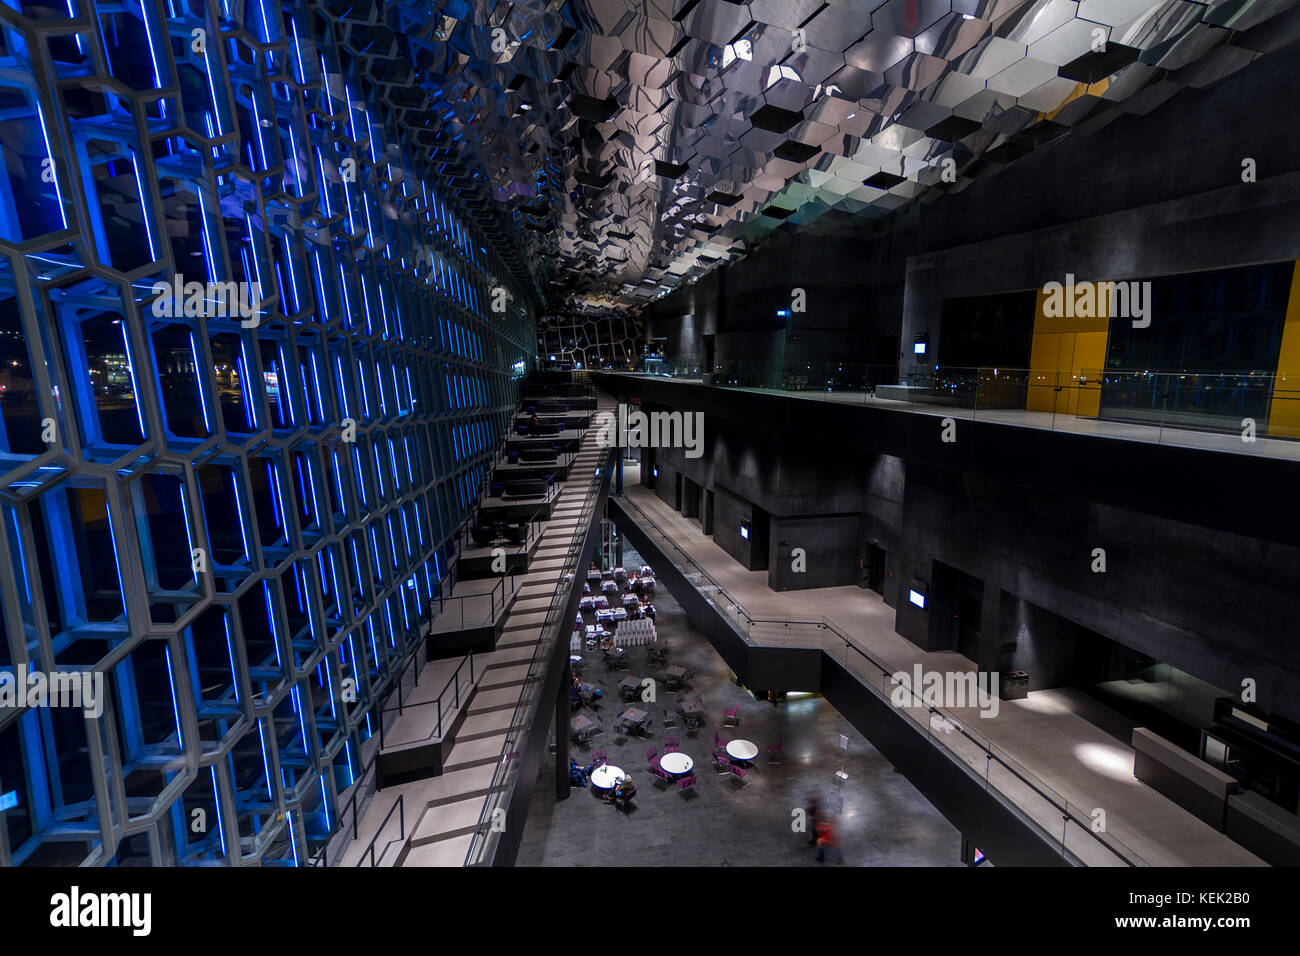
614 776 636 803
572 672 603 699
599 632 615 650
569 757 592 788
642 603 656 621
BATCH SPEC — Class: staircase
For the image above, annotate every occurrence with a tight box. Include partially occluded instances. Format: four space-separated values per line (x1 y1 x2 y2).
339 390 614 867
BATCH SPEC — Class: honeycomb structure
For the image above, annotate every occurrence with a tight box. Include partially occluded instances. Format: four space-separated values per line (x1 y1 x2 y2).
0 0 535 865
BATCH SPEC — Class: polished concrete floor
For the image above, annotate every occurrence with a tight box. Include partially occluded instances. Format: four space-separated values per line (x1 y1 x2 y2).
618 478 1265 867
516 560 963 867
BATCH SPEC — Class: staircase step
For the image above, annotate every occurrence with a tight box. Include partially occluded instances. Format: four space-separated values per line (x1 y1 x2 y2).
411 795 491 847
456 708 521 740
445 732 511 771
512 596 553 615
480 663 531 688
503 610 549 630
467 685 529 714
402 833 475 867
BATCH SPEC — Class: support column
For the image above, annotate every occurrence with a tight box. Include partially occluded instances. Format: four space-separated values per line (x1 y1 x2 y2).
555 661 571 801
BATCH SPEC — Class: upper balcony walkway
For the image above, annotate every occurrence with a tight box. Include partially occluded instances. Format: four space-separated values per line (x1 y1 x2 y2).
618 476 1265 867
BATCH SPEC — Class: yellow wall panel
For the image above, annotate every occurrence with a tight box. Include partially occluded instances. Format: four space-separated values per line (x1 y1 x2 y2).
1027 332 1061 412
1028 286 1110 417
1073 330 1108 417
1267 262 1300 438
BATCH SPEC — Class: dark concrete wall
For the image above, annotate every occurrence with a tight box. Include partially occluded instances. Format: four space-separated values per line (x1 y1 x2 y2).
1000 594 1091 692
894 459 1300 715
711 483 758 571
647 219 911 370
769 514 860 591
599 375 1300 725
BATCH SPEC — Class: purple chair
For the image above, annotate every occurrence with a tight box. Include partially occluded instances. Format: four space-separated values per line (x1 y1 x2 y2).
664 735 680 752
651 764 673 784
729 764 748 783
677 775 697 796
723 705 739 727
767 737 784 763
714 753 732 774
592 748 607 767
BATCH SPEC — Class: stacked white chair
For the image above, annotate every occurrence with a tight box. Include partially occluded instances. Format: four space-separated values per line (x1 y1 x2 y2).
613 617 657 647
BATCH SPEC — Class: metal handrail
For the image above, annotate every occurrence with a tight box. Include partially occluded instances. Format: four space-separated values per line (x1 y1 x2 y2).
307 572 454 867
377 651 476 748
455 511 545 556
357 794 405 867
437 568 514 623
615 493 1144 868
462 449 616 865
615 494 750 624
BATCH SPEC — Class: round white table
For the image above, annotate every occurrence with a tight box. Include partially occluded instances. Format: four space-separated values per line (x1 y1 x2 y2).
589 765 625 790
659 752 693 775
725 740 759 762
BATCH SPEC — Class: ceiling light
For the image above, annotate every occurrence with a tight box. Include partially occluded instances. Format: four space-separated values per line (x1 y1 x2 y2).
962 13 975 18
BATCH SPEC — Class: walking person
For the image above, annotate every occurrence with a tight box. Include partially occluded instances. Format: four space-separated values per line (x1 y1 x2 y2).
815 817 844 864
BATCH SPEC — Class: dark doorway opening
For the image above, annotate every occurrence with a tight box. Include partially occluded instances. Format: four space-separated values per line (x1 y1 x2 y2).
682 477 701 519
673 472 683 511
928 559 984 656
701 489 714 534
864 543 886 594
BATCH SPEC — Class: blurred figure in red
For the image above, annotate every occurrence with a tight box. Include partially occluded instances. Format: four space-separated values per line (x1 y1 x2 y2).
815 817 844 864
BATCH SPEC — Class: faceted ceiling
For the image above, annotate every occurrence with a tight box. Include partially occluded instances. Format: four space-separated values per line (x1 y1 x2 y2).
327 0 1300 311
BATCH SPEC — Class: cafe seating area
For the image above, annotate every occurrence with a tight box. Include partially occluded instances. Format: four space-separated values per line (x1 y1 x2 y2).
520 547 966 867
562 562 783 817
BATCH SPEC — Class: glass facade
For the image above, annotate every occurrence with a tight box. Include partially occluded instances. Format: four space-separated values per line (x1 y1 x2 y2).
0 0 535 865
